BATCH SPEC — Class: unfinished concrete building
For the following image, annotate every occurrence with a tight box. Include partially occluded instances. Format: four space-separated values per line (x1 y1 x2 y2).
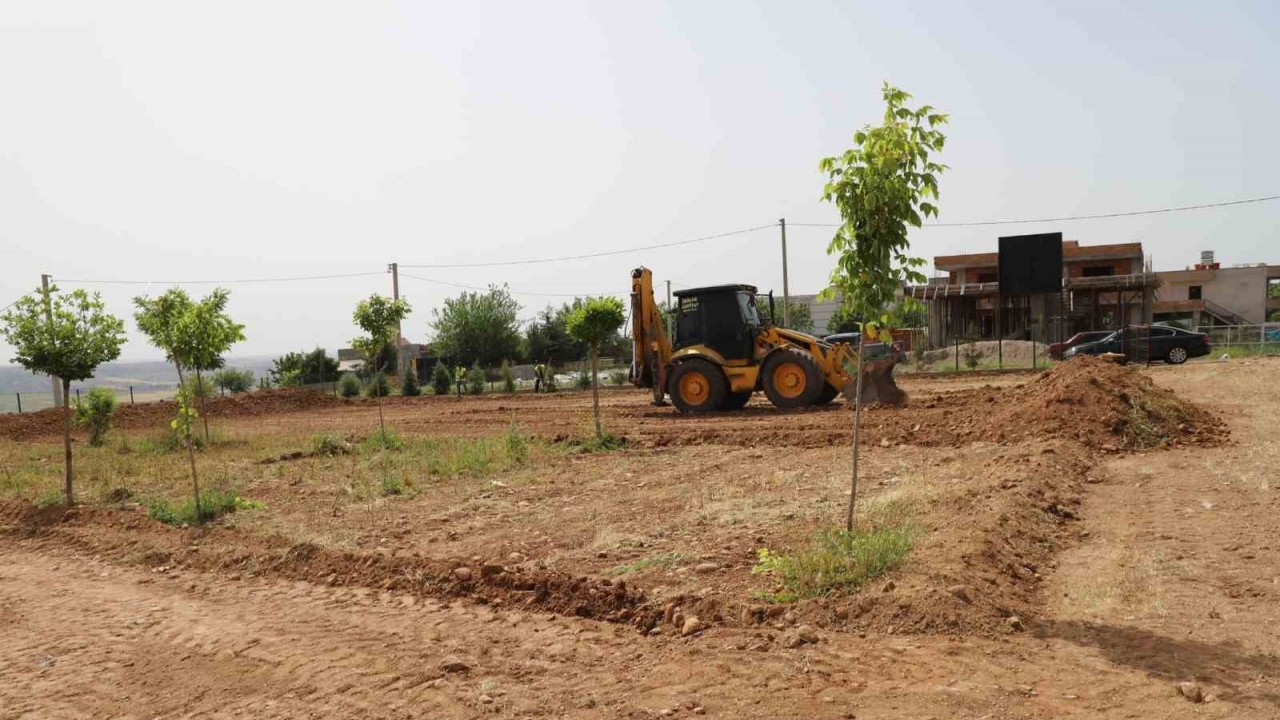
908 240 1157 348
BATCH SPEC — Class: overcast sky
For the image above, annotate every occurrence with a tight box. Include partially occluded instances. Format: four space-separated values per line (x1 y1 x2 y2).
2 0 1277 362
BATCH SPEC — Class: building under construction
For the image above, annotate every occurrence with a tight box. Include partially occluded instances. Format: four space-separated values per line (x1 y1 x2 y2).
907 240 1157 348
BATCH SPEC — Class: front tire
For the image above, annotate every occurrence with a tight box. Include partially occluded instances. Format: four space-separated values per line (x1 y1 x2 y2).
762 348 825 408
1167 346 1189 364
667 360 728 413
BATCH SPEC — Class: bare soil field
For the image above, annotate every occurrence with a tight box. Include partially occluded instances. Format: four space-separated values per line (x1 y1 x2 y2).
1 356 1277 718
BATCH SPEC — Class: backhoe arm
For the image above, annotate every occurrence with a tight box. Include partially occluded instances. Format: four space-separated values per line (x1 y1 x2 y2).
630 267 672 405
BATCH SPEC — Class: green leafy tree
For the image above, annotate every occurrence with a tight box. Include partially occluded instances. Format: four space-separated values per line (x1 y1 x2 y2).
466 364 485 395
338 372 362 398
820 82 947 531
565 297 626 439
759 298 814 334
400 370 421 397
74 387 119 447
270 348 339 386
1 287 126 503
352 294 411 433
431 286 520 368
134 288 245 520
213 368 254 394
827 304 862 334
431 363 452 395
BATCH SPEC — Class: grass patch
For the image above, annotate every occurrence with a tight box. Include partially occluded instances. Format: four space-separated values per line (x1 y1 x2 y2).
310 433 353 456
504 421 529 466
752 500 920 602
610 551 688 576
558 427 628 454
362 427 405 452
137 429 206 455
146 489 263 526
380 474 409 497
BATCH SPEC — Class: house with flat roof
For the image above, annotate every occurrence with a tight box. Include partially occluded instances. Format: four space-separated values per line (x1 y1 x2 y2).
1153 251 1280 327
906 240 1157 347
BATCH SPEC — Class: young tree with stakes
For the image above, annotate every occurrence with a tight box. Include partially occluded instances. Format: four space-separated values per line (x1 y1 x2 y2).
1 285 126 504
565 296 626 440
351 294 411 434
821 83 947 531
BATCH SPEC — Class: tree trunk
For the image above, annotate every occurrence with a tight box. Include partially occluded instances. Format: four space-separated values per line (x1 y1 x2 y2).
844 339 867 533
175 363 203 524
591 346 602 439
376 370 386 435
196 367 210 443
62 378 73 505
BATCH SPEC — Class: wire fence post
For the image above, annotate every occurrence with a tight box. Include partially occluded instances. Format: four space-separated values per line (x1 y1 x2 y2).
129 386 135 404
15 393 21 414
75 388 80 403
954 334 960 372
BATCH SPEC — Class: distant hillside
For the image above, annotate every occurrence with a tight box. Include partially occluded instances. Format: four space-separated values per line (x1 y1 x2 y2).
0 356 277 394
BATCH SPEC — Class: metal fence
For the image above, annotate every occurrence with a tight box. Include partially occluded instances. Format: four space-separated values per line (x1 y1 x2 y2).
0 384 175 415
1195 323 1280 355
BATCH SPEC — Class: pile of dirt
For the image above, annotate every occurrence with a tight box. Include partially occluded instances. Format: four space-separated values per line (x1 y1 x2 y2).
0 388 349 441
991 355 1226 449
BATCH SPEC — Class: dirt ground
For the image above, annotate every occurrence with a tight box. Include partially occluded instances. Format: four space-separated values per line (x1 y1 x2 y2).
2 357 1278 718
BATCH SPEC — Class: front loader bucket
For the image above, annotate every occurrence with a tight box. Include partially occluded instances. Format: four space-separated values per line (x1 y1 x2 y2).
841 353 907 407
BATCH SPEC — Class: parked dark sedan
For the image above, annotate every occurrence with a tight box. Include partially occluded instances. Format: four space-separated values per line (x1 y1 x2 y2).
1062 325 1211 364
1048 331 1113 360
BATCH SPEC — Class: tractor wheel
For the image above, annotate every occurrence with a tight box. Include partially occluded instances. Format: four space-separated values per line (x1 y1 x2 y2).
762 348 825 408
721 390 753 411
667 360 728 413
816 383 840 405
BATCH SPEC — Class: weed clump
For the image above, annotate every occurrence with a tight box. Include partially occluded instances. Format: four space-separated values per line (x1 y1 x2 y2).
362 427 405 451
146 489 263 526
610 551 687 576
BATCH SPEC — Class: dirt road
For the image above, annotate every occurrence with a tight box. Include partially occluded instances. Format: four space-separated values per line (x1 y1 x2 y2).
2 358 1278 718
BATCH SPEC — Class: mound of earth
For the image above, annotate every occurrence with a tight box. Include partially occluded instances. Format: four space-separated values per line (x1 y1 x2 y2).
0 388 348 441
991 355 1225 450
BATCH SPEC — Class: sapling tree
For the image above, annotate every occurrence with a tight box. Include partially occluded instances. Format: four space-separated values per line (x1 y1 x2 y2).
821 83 947 531
1 286 126 504
565 296 626 439
351 294 411 434
134 288 245 522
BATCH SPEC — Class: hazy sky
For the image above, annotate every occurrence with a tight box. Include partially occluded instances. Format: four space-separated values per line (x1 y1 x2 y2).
2 0 1277 362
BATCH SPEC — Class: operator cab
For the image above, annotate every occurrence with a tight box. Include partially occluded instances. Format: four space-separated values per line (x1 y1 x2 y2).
673 284 764 361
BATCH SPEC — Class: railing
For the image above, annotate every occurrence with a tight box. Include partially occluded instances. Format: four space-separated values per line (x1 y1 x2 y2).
1200 298 1251 326
1195 323 1280 356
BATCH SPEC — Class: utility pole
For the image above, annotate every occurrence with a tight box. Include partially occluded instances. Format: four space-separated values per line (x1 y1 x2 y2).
388 262 403 375
666 280 671 308
40 274 62 407
779 218 791 327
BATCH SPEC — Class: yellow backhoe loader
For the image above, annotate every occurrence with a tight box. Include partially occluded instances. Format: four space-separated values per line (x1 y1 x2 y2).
629 267 906 413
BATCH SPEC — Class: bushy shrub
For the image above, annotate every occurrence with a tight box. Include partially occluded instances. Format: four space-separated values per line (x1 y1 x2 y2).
364 372 390 399
146 489 261 526
575 368 592 390
74 387 118 447
432 364 452 395
500 360 516 393
466 364 485 395
213 368 254 394
338 372 361 398
401 370 421 397
608 369 628 386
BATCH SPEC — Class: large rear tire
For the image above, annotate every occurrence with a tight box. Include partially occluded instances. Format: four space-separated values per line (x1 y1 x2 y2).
762 348 825 408
722 390 753 411
667 360 728 413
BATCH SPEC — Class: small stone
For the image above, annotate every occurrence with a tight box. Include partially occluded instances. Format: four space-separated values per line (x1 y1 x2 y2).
325 573 337 585
879 438 891 447
947 585 972 603
479 564 504 578
507 552 526 564
694 562 720 574
596 550 609 558
659 710 675 718
452 567 473 581
478 695 494 704
1006 615 1025 631
783 634 806 649
692 707 706 715
796 625 819 644
440 657 469 674
647 626 662 636
1175 681 1204 703
881 580 896 593
681 616 704 637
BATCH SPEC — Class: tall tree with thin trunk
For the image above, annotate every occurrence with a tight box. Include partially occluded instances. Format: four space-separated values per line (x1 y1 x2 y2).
1 286 126 505
565 297 626 440
820 83 947 531
352 294 411 434
134 288 244 523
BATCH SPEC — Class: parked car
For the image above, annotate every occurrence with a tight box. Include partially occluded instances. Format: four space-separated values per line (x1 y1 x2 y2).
1048 331 1114 360
1063 325 1211 364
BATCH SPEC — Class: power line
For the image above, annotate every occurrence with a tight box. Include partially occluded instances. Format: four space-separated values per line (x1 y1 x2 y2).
398 271 625 299
789 194 1280 229
400 223 777 269
58 270 387 286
